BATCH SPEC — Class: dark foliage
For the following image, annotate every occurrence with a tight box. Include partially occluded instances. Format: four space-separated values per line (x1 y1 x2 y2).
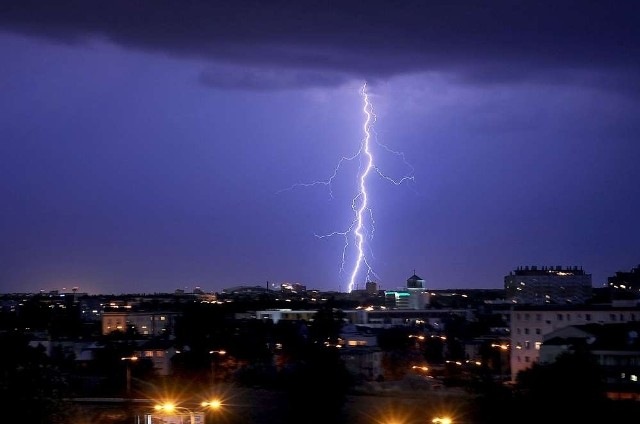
282 344 353 424
0 331 77 424
514 347 610 423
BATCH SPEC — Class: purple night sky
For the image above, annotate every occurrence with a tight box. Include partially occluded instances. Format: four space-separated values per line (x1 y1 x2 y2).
1 2 639 294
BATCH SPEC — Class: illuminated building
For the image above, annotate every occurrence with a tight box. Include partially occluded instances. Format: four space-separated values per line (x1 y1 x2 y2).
384 272 430 310
505 265 592 305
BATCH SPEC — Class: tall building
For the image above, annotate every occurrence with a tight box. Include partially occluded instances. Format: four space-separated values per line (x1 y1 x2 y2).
504 265 592 305
406 273 429 309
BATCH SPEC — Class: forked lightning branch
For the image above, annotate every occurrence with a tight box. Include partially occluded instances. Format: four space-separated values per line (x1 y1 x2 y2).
282 82 415 292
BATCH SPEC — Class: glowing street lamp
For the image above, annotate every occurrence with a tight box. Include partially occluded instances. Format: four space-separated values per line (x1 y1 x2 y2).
201 399 222 410
432 417 452 424
154 403 196 424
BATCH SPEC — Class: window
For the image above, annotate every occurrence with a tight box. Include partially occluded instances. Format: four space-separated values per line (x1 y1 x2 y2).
535 341 542 350
557 314 563 321
517 328 521 335
525 341 531 349
524 328 530 335
525 356 530 363
536 313 542 321
535 328 541 335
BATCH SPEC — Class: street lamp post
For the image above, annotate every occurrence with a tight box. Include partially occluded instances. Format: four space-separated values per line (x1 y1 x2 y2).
209 350 226 386
121 356 138 397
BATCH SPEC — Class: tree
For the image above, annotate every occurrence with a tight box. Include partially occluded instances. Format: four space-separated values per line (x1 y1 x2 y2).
514 346 610 423
0 331 76 424
283 343 353 424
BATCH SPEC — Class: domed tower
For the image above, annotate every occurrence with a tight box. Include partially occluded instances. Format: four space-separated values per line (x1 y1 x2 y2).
406 271 429 309
407 272 425 289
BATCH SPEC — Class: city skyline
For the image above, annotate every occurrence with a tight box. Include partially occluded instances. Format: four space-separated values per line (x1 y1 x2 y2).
1 2 639 295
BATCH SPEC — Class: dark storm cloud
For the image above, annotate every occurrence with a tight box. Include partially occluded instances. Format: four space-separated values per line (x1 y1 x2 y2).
198 65 351 90
2 1 639 89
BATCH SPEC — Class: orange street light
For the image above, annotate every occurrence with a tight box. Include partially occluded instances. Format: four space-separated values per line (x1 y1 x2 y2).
201 398 222 410
154 403 196 424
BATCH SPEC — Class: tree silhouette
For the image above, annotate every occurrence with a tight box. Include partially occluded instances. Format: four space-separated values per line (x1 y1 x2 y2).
0 331 75 424
514 346 610 423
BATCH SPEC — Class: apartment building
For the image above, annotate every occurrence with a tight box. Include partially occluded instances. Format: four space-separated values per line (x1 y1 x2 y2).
510 303 640 381
101 311 180 336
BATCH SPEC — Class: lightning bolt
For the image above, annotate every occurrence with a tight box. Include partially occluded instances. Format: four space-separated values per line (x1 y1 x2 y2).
280 82 415 292
347 82 375 293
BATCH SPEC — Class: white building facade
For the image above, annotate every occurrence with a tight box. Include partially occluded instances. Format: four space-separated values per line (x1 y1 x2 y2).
510 304 640 381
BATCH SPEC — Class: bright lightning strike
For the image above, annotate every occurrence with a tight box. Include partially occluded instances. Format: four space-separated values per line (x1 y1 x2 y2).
280 82 415 292
348 82 375 293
